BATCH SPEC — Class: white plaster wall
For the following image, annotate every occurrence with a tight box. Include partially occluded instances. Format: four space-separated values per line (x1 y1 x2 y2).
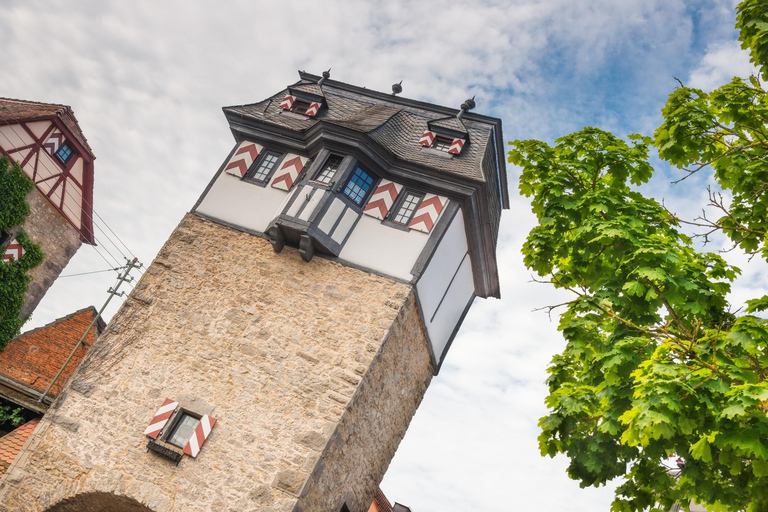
339 214 430 281
415 208 475 363
195 171 289 234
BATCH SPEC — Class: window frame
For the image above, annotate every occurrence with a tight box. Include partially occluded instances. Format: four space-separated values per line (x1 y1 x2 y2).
431 135 454 153
312 154 344 186
164 409 201 449
341 166 376 207
244 150 283 186
387 190 424 227
56 142 74 164
290 98 313 116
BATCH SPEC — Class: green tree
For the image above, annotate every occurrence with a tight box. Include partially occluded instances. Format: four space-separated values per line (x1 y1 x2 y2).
0 156 43 350
509 1 768 510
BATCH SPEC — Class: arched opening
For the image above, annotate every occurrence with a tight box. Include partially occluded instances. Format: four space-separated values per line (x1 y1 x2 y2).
44 492 155 512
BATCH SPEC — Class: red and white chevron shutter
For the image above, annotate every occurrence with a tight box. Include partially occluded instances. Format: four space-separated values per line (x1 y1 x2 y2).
183 415 216 458
224 141 263 178
270 154 309 191
419 130 436 147
43 130 63 156
363 179 403 220
144 398 178 439
2 239 25 262
305 102 321 117
279 95 296 110
448 138 465 155
409 194 447 233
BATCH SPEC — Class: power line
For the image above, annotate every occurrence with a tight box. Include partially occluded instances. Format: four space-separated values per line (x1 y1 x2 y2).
59 266 124 278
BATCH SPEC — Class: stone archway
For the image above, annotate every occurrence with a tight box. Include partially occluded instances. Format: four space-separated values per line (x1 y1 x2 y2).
44 492 155 512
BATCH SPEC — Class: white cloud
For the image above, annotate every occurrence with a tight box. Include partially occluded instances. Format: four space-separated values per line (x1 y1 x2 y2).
688 39 757 90
0 1 756 510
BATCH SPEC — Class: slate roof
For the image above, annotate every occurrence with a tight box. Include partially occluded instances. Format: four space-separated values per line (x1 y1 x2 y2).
224 79 496 184
0 97 94 158
428 115 468 136
0 418 39 476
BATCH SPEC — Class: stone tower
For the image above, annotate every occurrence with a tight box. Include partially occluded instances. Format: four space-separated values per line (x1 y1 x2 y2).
0 98 96 317
0 72 508 512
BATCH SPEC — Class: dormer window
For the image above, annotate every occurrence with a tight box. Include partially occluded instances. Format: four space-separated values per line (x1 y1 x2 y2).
56 142 73 164
343 167 375 206
290 99 312 115
432 136 454 153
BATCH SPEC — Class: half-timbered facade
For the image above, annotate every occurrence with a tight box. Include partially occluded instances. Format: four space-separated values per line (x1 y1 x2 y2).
0 98 95 316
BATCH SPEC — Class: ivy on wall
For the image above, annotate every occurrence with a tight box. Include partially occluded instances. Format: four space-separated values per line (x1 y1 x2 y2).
0 156 44 350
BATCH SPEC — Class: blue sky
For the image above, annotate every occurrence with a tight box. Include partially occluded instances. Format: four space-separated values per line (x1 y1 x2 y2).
2 1 763 510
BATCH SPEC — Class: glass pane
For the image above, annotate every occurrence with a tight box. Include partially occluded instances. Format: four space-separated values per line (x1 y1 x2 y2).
251 153 279 181
316 155 342 184
167 413 200 448
393 193 421 224
343 167 374 205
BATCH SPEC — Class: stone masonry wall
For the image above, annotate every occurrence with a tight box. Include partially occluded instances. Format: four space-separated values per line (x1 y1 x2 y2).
21 188 82 318
0 214 433 512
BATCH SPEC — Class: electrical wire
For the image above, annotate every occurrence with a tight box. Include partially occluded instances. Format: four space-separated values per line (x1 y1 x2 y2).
59 266 124 278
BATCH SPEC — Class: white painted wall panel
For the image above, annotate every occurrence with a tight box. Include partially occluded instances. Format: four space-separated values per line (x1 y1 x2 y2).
195 172 288 234
423 255 474 362
286 185 308 217
415 208 475 366
318 198 345 235
331 208 358 244
298 188 323 221
339 215 429 281
26 121 51 139
0 124 32 147
416 208 469 320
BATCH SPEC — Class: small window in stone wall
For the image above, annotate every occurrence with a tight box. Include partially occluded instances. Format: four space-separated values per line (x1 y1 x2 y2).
144 398 216 463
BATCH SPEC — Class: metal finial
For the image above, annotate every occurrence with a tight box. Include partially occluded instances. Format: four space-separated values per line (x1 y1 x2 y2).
391 80 403 96
318 68 331 86
457 96 476 119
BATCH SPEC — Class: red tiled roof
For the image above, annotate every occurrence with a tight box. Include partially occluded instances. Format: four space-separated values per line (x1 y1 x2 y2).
0 418 40 476
0 307 104 397
372 488 393 512
0 97 94 157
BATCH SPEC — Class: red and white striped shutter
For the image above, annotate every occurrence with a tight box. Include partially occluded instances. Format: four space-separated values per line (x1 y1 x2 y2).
183 415 216 458
42 129 64 156
305 102 321 117
144 398 178 439
270 154 309 191
409 194 447 233
279 95 296 110
363 179 403 220
2 239 25 262
448 138 465 154
224 141 263 178
419 131 436 147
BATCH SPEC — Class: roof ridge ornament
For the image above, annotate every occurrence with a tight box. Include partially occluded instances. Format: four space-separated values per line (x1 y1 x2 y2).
317 69 331 87
391 80 403 96
456 96 476 120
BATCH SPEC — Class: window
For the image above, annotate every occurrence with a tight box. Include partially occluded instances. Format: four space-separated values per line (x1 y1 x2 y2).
432 136 453 153
391 192 422 225
56 142 74 163
167 412 200 448
343 167 374 205
315 155 343 184
291 99 312 115
247 151 281 182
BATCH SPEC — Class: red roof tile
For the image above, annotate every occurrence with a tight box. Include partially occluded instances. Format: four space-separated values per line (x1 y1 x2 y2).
0 307 104 397
0 418 40 475
0 97 94 157
372 488 393 512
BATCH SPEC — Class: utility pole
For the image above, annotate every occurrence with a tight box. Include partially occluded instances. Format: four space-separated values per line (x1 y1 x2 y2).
38 257 142 403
